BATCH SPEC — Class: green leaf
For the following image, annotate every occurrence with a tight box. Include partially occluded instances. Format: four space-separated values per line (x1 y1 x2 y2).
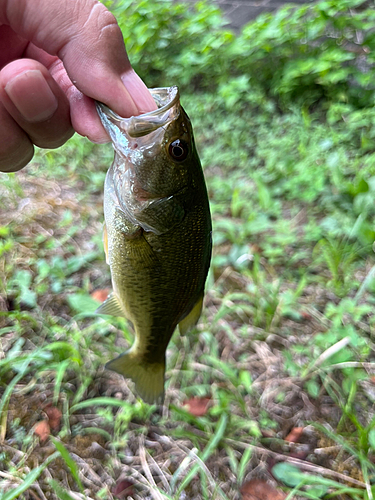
272 462 305 487
239 370 252 393
305 379 320 399
67 293 100 314
273 460 366 491
12 270 37 308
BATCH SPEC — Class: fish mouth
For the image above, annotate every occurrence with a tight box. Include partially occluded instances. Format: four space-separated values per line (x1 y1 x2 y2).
96 87 180 138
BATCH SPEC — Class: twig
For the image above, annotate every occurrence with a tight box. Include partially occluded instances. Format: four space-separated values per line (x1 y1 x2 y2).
28 490 42 500
314 446 341 455
144 444 172 494
0 471 21 481
139 439 166 500
31 483 49 500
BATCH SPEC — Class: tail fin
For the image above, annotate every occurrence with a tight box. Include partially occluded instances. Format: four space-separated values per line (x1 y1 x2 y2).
106 351 165 404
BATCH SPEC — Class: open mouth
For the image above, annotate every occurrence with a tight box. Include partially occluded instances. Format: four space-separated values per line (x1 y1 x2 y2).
96 87 180 138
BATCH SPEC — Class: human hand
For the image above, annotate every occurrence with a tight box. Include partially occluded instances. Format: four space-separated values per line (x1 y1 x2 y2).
0 0 157 172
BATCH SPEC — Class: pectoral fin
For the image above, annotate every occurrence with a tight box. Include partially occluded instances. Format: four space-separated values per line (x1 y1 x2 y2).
178 292 204 335
135 196 185 235
114 207 160 268
126 235 160 269
96 292 125 318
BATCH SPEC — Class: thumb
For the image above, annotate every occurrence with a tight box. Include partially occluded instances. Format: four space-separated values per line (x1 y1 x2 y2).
0 0 157 116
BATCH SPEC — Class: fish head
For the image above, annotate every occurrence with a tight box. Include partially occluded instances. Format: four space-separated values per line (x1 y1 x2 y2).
97 87 197 209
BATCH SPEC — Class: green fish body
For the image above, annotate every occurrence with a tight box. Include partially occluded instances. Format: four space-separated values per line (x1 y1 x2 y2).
96 87 212 404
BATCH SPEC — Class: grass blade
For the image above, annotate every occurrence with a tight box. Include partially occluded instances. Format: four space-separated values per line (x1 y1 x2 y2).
175 414 229 498
2 451 60 500
53 359 71 405
237 446 252 484
70 396 134 413
48 479 78 500
0 363 32 442
51 437 84 492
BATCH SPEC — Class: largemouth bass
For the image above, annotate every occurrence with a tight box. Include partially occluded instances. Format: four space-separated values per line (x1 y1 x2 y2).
96 87 212 404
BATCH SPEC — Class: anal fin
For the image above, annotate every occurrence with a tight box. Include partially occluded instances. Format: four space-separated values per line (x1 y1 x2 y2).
178 292 204 335
96 292 125 317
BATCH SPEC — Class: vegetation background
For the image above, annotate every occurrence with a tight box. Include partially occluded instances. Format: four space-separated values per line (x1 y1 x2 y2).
1 0 375 498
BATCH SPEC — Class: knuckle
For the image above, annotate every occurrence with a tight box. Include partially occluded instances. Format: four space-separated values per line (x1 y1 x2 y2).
84 2 119 37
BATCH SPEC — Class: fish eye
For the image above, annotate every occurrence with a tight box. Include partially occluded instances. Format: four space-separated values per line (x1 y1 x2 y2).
168 139 189 162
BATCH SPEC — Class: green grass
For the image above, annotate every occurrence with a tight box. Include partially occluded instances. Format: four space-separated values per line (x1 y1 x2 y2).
1 0 375 498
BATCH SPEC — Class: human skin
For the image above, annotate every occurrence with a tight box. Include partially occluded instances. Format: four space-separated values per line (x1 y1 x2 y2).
0 0 157 172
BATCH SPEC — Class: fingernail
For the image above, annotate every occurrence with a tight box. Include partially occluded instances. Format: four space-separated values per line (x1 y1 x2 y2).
5 69 58 122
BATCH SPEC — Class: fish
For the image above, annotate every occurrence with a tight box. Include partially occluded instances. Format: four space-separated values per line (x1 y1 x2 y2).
96 86 212 404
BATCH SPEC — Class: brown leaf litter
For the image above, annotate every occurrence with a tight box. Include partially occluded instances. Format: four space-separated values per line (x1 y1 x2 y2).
241 478 288 500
